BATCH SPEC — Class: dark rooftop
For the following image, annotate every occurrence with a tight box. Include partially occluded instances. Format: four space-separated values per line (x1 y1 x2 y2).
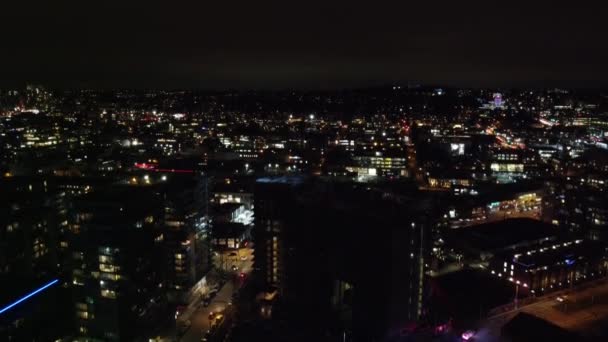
505 239 606 269
212 222 247 238
213 202 244 215
75 186 161 225
446 218 558 254
502 312 581 342
429 268 514 324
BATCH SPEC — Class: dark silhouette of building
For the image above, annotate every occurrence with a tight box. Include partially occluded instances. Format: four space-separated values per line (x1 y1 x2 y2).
254 177 433 341
67 186 167 341
153 173 211 304
501 312 582 342
0 178 68 341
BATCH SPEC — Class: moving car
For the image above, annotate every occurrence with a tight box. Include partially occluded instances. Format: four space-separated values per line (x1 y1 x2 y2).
213 313 224 326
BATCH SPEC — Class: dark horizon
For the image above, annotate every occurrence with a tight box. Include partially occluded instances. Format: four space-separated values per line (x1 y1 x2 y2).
2 1 608 90
5 80 608 93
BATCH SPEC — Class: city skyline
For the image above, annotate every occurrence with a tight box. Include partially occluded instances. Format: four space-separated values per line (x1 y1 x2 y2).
3 3 608 341
2 84 608 341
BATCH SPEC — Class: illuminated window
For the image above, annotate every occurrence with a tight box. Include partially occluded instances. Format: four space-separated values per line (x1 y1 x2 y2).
101 289 116 299
101 273 121 281
99 264 117 273
99 255 113 263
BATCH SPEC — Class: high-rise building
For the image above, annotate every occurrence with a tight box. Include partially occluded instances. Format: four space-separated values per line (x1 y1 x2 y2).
253 177 432 341
0 178 68 341
67 186 167 341
493 93 504 108
253 177 301 292
154 172 211 304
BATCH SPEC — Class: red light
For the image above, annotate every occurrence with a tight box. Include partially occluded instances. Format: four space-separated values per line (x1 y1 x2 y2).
133 163 194 174
134 162 156 170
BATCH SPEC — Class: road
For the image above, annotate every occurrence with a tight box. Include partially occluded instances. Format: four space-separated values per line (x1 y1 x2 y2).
180 247 254 342
476 278 608 341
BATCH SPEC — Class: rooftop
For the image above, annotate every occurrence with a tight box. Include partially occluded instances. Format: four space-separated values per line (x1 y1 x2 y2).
429 268 514 323
446 218 558 253
502 312 581 341
212 222 247 238
506 239 606 269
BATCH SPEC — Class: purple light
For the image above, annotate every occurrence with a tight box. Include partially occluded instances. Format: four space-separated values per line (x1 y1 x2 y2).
493 93 503 107
461 330 475 340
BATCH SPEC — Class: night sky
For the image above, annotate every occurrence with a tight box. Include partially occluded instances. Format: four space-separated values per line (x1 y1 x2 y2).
1 1 607 89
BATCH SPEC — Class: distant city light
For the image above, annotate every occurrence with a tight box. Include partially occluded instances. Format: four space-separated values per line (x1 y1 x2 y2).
134 163 194 174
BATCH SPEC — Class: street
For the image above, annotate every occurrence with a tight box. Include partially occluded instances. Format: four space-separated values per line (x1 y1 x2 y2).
477 278 608 341
178 246 254 342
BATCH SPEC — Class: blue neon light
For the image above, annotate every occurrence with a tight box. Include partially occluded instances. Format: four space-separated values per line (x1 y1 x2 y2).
0 279 59 315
